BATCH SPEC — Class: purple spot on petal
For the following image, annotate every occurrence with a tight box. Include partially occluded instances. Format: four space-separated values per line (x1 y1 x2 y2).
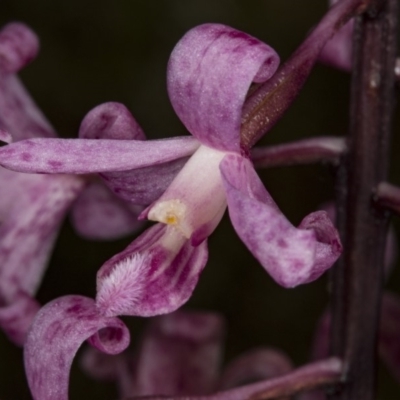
277 238 288 248
47 160 63 168
66 304 83 314
21 152 32 161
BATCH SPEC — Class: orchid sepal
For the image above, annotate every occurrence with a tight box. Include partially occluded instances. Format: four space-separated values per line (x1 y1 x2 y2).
220 154 342 287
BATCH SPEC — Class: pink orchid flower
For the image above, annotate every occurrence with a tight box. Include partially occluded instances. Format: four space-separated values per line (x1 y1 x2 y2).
0 22 143 345
0 24 342 318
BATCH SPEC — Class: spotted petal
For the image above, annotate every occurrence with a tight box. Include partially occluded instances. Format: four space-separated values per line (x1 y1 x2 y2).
220 154 342 288
0 290 40 345
0 136 199 174
96 223 208 317
0 169 83 344
24 295 130 400
167 23 279 152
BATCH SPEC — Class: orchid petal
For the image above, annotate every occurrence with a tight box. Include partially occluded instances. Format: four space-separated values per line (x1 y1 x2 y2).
0 169 84 302
0 23 39 73
71 180 144 240
101 156 188 206
0 24 55 141
219 348 293 390
76 102 189 205
220 154 342 288
0 169 83 344
79 102 146 141
132 311 224 397
24 295 130 400
167 23 279 152
96 223 208 317
0 290 40 345
0 136 199 173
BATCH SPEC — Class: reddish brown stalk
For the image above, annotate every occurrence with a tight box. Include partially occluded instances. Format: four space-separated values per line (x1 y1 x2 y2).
330 0 398 399
251 137 346 169
240 0 373 150
122 358 343 400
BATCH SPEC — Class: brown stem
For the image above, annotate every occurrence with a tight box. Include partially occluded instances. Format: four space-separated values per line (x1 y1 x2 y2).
121 358 343 400
330 0 398 399
240 0 372 150
251 137 346 169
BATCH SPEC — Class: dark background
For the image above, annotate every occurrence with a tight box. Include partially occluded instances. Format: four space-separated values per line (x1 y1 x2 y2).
0 1 399 399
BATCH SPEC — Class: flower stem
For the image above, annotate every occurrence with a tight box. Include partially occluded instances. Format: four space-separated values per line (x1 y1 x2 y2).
240 0 373 150
251 137 346 169
121 358 343 400
330 0 398 398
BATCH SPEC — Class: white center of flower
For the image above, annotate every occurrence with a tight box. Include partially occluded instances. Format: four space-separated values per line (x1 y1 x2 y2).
147 144 229 243
148 199 187 229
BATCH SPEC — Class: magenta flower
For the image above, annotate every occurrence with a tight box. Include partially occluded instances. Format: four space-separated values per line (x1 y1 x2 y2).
0 22 143 345
0 24 342 318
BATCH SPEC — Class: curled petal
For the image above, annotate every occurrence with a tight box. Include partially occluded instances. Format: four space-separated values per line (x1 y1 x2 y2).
96 224 208 317
0 136 199 173
220 154 342 288
133 311 225 397
0 23 39 73
71 180 144 240
168 23 279 152
219 348 293 390
0 290 40 346
24 295 130 400
79 102 145 141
